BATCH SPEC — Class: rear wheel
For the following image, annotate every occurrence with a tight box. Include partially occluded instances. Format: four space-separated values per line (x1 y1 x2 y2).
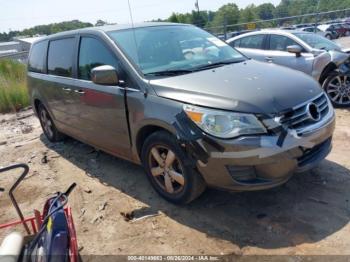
38 104 65 142
326 34 332 40
323 72 350 107
141 131 206 204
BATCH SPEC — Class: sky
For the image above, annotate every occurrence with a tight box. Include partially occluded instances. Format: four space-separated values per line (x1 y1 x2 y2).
0 0 280 33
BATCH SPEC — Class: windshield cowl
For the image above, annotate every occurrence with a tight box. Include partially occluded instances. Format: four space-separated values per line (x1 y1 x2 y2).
144 59 246 77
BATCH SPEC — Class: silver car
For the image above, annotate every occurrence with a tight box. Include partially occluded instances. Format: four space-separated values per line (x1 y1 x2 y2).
227 30 350 107
298 26 334 40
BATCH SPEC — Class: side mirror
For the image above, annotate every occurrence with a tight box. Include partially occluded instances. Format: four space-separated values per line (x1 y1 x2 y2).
91 65 119 85
287 45 303 57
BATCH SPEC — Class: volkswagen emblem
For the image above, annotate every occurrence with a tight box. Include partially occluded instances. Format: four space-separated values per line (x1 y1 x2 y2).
307 103 321 122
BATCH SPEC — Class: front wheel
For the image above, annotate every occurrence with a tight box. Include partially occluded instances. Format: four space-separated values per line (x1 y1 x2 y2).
323 72 350 107
141 131 206 204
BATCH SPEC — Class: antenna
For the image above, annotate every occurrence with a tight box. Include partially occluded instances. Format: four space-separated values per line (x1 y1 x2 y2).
127 0 135 28
127 0 147 96
127 0 139 65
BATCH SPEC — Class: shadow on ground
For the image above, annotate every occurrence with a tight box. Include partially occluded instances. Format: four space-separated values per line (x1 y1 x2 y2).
41 135 350 249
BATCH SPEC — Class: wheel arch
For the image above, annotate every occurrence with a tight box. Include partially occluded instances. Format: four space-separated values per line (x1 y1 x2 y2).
135 123 175 158
319 62 338 85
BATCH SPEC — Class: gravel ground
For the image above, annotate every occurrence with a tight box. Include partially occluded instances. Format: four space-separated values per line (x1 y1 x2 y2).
0 107 350 256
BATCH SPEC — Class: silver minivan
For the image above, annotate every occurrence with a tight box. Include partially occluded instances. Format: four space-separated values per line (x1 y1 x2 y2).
227 30 350 107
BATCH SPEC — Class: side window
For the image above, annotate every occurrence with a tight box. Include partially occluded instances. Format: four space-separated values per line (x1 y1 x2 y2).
78 37 119 81
48 38 75 77
230 39 241 48
28 41 47 73
269 35 300 51
239 35 265 49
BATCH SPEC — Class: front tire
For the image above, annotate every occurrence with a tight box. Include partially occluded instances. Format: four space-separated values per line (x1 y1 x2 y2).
323 72 350 108
141 131 206 204
38 104 65 142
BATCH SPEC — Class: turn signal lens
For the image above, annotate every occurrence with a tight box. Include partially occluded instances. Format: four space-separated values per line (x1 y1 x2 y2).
185 111 203 123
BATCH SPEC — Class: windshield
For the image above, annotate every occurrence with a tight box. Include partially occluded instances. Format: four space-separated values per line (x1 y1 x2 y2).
293 32 340 51
107 25 245 75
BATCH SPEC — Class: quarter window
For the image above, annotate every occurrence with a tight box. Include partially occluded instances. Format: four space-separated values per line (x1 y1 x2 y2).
48 38 75 77
269 35 300 51
238 35 265 49
28 41 47 73
78 37 119 81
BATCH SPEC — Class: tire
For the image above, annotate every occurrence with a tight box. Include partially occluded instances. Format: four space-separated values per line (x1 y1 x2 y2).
322 71 350 108
38 104 65 142
141 131 206 204
326 34 332 40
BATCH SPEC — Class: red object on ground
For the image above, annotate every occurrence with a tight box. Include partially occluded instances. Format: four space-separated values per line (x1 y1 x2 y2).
0 206 78 262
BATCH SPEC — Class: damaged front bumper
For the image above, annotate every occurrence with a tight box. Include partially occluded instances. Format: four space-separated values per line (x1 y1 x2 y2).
193 107 336 192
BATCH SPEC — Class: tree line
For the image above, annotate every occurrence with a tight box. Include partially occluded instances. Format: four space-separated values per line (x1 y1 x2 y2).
0 20 95 42
1 0 350 41
166 0 350 31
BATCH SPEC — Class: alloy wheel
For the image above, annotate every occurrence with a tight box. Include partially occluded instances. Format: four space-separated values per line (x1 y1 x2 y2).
326 75 350 106
148 145 185 194
40 109 54 138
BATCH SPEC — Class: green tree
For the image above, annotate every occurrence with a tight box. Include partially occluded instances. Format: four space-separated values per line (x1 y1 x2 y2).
212 3 240 28
95 20 108 26
240 4 258 23
168 13 179 23
256 3 276 20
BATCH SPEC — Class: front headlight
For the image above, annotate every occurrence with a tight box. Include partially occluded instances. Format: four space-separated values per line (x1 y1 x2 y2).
184 105 267 139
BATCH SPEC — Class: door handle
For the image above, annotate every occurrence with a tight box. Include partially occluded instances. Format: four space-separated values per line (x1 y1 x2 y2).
265 57 274 62
62 87 71 92
74 90 85 95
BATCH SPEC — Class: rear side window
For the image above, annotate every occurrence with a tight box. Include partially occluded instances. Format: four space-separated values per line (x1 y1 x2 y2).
238 35 265 49
28 41 47 73
48 38 75 77
269 35 300 51
78 37 119 81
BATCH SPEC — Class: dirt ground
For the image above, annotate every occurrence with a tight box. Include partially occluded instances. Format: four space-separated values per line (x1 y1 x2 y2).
0 107 349 256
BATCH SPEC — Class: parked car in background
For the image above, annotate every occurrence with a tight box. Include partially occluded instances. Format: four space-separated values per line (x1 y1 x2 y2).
318 24 345 38
28 23 335 204
294 23 311 29
298 26 335 39
216 30 256 41
227 30 350 106
330 23 350 37
279 26 296 30
226 30 255 39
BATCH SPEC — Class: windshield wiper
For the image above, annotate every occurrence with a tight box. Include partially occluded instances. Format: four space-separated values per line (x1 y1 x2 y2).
144 69 194 76
144 59 245 76
192 59 245 72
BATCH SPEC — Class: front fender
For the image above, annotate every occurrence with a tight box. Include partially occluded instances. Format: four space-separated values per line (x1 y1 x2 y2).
329 50 350 66
313 52 332 81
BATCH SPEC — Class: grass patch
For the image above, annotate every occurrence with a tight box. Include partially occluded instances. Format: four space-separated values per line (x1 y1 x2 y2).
0 59 29 113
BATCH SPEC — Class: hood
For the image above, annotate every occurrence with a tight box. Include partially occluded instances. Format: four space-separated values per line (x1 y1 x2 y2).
149 60 323 114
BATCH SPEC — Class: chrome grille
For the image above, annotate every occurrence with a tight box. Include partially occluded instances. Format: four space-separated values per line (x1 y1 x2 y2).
279 93 329 133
